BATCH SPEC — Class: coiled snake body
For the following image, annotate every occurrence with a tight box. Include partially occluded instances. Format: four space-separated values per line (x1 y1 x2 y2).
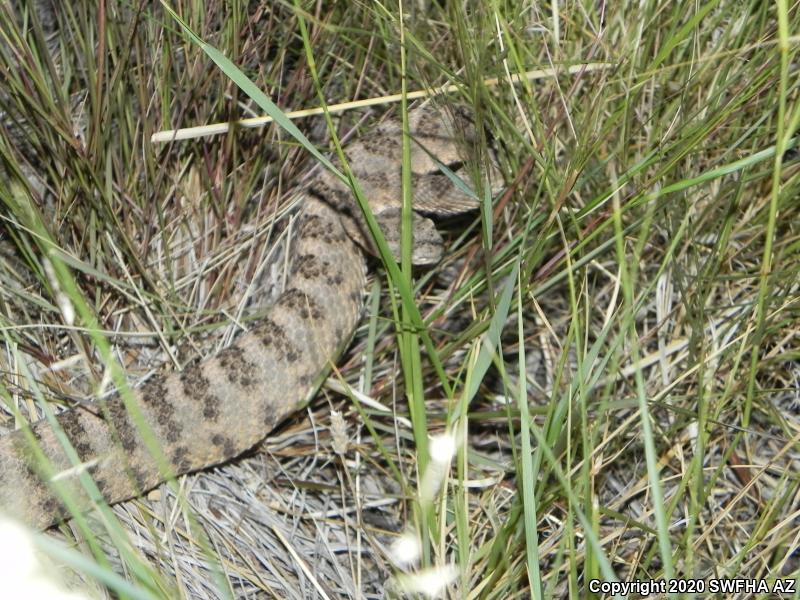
0 106 486 529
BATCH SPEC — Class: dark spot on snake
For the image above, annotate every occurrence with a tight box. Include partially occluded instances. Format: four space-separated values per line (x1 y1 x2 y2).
171 446 191 472
105 396 139 453
94 475 109 498
10 430 44 487
211 434 237 458
140 377 181 442
300 195 349 240
326 271 344 286
257 319 285 345
360 171 390 190
292 253 325 280
181 363 220 421
256 318 300 363
282 288 324 320
286 347 299 363
59 410 94 461
38 494 65 520
360 135 397 156
217 345 258 388
129 465 150 492
263 410 279 428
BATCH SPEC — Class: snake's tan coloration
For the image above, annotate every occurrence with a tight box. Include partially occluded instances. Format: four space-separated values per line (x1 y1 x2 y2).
0 106 485 529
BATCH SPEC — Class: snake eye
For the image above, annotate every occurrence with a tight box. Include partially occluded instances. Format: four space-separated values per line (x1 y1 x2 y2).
445 160 464 172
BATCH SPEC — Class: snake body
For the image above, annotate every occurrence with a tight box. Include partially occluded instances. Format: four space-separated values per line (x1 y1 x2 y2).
0 106 483 529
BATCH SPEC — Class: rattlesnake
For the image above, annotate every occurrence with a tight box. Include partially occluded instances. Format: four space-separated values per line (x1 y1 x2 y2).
0 105 492 529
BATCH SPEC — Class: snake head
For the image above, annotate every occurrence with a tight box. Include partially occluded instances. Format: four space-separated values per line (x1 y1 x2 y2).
314 104 502 266
372 207 444 266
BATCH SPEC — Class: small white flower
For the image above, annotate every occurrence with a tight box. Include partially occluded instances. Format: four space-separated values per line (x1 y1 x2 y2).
395 564 459 598
0 519 37 579
686 421 698 444
43 257 75 326
428 432 455 465
389 530 421 569
0 517 91 598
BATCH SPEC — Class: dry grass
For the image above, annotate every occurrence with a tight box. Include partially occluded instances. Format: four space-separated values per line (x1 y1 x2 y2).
1 0 799 598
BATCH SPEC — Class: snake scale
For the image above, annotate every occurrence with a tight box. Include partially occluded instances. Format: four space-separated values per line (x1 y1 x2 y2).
0 106 487 529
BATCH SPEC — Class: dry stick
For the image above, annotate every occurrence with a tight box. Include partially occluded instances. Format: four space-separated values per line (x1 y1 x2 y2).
150 63 612 143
